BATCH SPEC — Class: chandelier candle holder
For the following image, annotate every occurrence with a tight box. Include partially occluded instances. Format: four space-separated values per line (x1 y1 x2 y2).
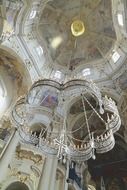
11 79 121 162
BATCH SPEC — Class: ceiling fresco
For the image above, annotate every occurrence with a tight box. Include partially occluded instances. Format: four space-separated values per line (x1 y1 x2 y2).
0 49 31 96
28 86 58 109
40 89 58 108
38 0 116 70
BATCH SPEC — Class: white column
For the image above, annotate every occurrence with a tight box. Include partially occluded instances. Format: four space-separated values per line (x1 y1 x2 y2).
56 179 60 190
0 129 19 182
49 157 57 190
38 156 58 190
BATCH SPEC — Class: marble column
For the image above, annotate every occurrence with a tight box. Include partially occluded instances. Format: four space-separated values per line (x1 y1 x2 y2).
49 157 58 190
0 128 19 182
38 156 58 190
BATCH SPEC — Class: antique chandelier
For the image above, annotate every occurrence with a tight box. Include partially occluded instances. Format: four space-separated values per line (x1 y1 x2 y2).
12 79 121 162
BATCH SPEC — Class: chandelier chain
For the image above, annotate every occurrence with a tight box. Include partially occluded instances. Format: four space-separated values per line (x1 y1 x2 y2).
82 94 107 126
81 95 91 140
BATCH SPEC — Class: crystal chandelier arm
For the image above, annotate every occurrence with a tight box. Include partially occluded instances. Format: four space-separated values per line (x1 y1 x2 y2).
81 95 91 140
82 94 107 126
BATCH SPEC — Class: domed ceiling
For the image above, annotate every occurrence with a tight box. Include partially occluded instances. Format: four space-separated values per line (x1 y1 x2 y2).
2 0 127 83
38 0 116 70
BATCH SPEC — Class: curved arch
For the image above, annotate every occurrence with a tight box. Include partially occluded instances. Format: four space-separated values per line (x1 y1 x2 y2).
5 181 29 190
1 178 32 190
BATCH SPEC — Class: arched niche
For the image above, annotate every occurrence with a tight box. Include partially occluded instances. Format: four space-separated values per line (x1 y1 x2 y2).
5 181 29 190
